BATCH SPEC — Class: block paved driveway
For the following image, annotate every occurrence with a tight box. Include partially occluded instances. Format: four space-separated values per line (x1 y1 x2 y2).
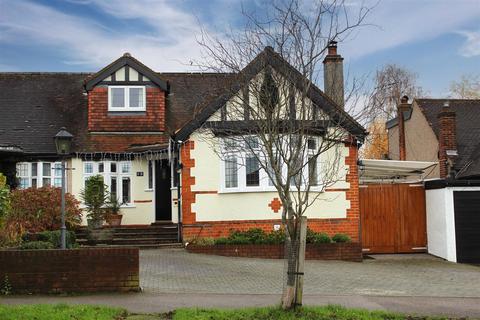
140 249 480 297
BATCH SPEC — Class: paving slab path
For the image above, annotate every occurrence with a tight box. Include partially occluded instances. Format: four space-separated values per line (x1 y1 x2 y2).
141 249 480 297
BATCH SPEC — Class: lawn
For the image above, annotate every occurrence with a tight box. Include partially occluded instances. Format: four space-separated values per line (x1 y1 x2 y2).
0 304 454 320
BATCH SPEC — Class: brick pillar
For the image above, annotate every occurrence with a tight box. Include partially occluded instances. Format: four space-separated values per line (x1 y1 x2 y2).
438 101 457 179
397 95 411 161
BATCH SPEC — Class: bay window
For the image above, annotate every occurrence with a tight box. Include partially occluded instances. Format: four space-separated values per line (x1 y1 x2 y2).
83 161 132 205
220 135 322 192
108 86 146 111
16 161 63 189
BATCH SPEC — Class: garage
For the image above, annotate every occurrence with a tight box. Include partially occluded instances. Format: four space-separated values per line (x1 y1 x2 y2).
454 191 480 263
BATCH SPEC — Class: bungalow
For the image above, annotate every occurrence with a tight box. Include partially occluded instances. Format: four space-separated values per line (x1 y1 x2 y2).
0 43 366 242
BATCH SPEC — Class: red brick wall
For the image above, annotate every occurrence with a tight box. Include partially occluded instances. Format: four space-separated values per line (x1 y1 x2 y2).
181 139 361 242
88 86 166 132
438 106 456 178
0 248 139 293
187 243 362 262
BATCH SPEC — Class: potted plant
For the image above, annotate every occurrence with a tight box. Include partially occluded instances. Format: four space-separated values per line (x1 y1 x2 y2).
105 194 123 226
80 175 108 229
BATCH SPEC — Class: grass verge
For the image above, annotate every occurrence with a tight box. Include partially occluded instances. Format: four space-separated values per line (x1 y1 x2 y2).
0 303 126 320
173 305 451 320
0 304 457 320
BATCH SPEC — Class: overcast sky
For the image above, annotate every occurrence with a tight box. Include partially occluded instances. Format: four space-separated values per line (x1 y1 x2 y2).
0 0 479 96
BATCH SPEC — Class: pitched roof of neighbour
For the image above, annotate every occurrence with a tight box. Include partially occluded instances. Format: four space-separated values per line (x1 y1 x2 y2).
175 46 367 142
0 72 89 155
415 98 480 179
387 98 480 179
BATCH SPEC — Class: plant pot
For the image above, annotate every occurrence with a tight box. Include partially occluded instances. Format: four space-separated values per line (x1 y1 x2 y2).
106 214 123 226
87 218 104 229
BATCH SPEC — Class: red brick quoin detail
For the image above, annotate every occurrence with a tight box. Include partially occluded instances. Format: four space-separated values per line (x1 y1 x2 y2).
181 139 360 242
268 197 282 213
88 87 166 132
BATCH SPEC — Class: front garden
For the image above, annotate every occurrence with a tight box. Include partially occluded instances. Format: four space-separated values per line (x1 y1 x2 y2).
0 304 457 320
186 228 362 261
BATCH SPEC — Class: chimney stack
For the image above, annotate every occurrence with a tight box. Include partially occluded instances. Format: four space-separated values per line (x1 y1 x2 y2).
397 95 411 161
438 101 457 179
323 41 344 108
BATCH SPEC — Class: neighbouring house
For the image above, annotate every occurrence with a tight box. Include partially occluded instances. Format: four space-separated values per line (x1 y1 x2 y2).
0 43 366 242
386 97 480 263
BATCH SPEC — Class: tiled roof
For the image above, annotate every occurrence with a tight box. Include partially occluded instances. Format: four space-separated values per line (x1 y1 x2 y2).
416 98 480 179
0 72 89 155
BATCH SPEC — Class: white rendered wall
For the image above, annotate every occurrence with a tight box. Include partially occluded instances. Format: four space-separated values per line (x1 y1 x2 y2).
426 188 456 262
70 158 155 225
189 131 351 222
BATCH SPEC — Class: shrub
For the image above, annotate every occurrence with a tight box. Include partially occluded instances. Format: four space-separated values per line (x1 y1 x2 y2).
80 175 109 222
312 232 331 244
264 230 286 244
214 237 228 245
23 230 77 248
1 186 81 245
332 233 351 243
0 173 10 219
190 237 215 246
20 241 54 250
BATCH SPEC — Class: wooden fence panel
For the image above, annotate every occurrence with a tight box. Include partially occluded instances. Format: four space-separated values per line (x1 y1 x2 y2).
360 184 427 254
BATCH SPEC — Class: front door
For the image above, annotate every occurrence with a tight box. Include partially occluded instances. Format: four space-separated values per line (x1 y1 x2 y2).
155 159 172 221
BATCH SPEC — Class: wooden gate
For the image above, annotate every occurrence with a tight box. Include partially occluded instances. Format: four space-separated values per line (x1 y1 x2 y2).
360 184 427 254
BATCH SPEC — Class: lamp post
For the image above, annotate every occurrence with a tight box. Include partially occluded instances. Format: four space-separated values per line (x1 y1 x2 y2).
54 127 73 249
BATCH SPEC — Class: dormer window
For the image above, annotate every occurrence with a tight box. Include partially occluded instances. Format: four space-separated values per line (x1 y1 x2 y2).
108 86 146 111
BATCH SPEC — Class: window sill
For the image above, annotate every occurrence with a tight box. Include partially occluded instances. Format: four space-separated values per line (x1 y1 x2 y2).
218 187 325 194
144 188 153 192
108 111 146 116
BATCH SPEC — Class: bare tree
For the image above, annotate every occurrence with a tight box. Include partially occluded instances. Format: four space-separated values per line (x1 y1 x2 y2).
370 64 424 120
193 0 370 309
450 74 480 99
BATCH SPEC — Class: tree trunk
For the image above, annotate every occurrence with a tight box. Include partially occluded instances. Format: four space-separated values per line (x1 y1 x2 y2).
294 216 307 306
282 218 300 309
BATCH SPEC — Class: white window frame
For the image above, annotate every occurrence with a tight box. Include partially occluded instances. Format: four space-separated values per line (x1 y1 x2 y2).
108 85 146 112
82 160 133 206
219 136 323 193
16 161 64 189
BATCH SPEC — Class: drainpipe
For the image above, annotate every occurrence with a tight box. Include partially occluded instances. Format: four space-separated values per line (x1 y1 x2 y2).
176 140 183 243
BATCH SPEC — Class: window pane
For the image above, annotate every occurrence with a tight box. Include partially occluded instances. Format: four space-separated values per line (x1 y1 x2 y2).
148 161 153 189
111 87 125 108
111 177 117 199
84 163 93 174
43 178 51 186
225 157 238 188
308 157 318 186
17 163 28 177
31 163 38 176
31 178 37 188
245 136 259 149
54 163 62 177
290 156 302 186
54 178 62 187
110 162 117 173
122 177 130 204
121 162 131 174
308 138 316 150
129 88 144 108
98 162 104 173
19 178 29 189
43 163 51 177
267 163 275 186
246 156 260 186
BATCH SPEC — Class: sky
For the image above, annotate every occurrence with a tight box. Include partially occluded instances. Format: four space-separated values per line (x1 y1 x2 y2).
0 0 479 97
